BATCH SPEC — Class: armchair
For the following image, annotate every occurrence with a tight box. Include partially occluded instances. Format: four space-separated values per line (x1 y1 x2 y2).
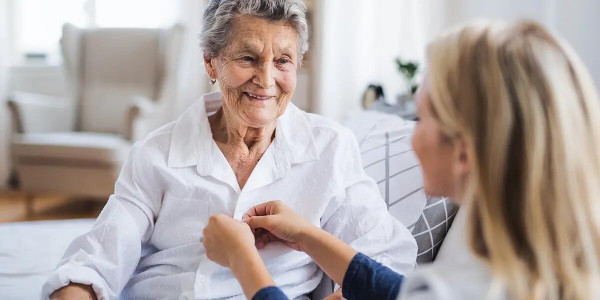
7 23 184 214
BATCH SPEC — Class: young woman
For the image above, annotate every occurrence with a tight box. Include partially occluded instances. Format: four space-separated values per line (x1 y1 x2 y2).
202 20 600 300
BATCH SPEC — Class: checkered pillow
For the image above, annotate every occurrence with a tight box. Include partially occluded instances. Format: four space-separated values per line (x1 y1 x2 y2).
345 111 459 264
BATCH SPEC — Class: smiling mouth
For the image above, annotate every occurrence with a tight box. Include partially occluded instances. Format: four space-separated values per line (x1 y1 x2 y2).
244 92 275 101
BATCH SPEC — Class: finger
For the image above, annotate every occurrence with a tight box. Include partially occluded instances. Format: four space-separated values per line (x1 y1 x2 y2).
324 289 344 300
253 228 265 241
243 200 284 220
245 215 274 230
242 202 271 220
259 232 283 246
257 234 276 249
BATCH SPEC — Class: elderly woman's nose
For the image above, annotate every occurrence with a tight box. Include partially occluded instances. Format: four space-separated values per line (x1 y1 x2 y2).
253 63 276 88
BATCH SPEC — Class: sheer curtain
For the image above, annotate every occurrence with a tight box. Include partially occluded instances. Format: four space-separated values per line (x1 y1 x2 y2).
0 0 11 188
313 0 445 121
173 0 211 117
312 0 600 122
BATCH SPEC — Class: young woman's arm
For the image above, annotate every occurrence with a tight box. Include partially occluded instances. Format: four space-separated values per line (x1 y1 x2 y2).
202 214 276 299
203 201 405 300
245 201 404 299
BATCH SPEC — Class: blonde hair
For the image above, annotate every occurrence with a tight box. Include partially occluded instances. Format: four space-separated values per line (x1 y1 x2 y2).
426 20 600 299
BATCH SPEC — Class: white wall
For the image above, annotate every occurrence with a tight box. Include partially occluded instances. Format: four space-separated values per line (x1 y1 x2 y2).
554 0 600 89
446 0 600 88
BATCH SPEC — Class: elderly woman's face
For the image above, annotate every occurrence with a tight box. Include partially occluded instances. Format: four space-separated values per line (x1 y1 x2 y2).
206 15 299 128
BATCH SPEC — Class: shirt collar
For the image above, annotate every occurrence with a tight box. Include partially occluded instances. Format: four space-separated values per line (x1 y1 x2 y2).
167 92 319 180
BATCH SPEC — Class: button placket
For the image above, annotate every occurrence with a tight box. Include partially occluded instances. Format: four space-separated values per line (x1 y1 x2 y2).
233 191 248 221
194 256 218 296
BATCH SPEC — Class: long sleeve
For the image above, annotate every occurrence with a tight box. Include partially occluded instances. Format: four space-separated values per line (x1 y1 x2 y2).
41 143 163 300
252 286 290 300
321 129 417 275
342 252 403 300
249 253 405 300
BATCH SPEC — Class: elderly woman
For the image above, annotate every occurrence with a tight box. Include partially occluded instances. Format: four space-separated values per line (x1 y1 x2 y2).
43 0 417 299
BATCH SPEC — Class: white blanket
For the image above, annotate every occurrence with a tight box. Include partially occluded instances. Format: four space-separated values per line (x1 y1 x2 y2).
0 219 94 299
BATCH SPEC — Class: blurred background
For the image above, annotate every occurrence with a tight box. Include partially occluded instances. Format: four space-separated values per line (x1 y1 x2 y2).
0 0 599 223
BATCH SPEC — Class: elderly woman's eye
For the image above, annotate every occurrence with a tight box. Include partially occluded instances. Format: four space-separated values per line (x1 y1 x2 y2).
278 58 291 64
241 56 255 62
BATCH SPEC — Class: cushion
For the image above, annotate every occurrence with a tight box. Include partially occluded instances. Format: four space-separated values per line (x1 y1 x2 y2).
345 111 459 264
12 132 131 165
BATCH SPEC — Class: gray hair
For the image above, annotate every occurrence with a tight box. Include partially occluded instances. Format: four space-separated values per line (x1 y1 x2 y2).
200 0 309 62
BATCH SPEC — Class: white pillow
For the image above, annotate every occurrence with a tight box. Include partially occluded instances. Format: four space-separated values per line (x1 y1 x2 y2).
345 111 459 263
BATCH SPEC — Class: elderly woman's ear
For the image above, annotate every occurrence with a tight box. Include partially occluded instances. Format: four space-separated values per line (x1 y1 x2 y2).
204 54 218 81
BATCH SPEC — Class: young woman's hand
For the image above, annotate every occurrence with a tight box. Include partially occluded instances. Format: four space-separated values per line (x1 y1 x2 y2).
202 214 256 268
243 200 358 286
203 214 276 299
242 200 316 251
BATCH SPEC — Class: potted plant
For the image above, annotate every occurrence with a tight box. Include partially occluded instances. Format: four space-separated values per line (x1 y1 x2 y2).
395 57 420 119
395 58 419 95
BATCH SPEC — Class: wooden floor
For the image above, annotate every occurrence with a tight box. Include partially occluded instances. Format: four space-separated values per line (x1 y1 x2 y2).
0 190 104 223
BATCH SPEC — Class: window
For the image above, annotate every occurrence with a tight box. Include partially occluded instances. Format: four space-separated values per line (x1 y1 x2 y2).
95 0 177 28
10 0 178 65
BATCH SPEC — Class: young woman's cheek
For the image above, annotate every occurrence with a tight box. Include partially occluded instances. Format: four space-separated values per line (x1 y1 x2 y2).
411 125 424 162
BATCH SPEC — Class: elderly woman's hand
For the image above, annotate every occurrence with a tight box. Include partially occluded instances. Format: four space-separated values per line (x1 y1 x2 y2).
243 200 316 251
202 214 256 268
324 288 346 300
50 283 97 300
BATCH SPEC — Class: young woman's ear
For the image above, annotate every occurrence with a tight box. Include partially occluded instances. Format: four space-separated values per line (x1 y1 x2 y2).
453 138 472 180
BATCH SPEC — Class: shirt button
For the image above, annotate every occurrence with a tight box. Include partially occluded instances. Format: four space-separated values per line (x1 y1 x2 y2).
198 274 207 283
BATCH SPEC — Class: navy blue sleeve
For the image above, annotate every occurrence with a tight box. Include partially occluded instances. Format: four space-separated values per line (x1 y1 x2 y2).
342 252 404 300
252 286 289 300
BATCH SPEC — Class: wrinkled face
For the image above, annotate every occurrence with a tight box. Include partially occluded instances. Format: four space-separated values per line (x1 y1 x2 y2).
411 75 462 199
205 15 298 128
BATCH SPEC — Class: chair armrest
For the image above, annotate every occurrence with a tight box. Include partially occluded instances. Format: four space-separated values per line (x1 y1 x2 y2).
7 92 75 134
125 96 166 141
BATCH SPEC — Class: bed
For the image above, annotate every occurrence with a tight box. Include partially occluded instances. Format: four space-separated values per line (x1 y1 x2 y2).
0 219 95 299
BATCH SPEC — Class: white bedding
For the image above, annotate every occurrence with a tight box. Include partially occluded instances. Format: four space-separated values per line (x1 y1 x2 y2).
0 219 95 299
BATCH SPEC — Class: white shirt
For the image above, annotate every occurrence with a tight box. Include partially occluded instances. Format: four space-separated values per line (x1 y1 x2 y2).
399 207 500 300
41 92 417 300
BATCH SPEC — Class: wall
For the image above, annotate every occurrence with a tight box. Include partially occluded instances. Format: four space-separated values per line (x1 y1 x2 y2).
554 0 600 89
446 0 600 87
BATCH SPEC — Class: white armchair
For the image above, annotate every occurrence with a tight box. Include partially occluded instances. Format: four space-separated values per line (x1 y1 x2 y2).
7 23 184 213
